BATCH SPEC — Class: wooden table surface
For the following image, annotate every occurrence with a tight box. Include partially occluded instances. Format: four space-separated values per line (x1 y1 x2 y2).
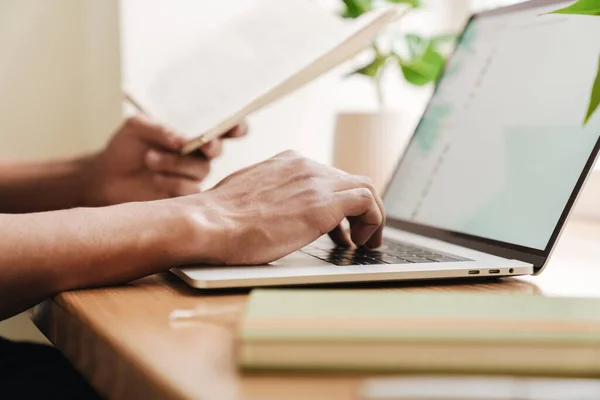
32 217 600 400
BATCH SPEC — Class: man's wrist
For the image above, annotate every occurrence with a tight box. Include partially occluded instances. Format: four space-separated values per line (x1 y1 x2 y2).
151 195 225 267
56 200 206 291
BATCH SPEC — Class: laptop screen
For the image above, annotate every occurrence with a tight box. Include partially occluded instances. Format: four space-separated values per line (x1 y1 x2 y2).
384 1 600 251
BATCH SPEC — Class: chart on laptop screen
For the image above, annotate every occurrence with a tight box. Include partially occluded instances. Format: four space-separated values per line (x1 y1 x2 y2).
384 3 600 251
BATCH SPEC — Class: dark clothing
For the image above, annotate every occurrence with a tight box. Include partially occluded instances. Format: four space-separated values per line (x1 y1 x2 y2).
0 337 102 399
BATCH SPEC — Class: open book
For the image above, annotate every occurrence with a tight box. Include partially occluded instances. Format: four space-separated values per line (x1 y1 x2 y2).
125 0 401 154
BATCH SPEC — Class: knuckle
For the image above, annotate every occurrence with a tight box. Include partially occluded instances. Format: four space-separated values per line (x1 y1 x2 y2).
306 181 323 197
280 149 302 158
292 167 319 187
291 156 313 171
298 176 326 200
332 166 349 176
357 175 376 190
356 187 374 202
125 115 142 129
373 207 384 224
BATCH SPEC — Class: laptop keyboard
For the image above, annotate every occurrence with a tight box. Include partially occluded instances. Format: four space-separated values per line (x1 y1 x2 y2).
301 239 472 266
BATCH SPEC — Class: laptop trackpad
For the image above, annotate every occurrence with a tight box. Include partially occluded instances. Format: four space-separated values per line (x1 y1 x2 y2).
269 251 330 267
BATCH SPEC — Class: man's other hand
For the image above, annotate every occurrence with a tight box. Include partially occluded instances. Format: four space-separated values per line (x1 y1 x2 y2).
86 115 247 206
169 150 385 266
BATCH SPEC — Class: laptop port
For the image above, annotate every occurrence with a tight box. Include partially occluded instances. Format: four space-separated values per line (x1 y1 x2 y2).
468 270 480 275
489 269 501 274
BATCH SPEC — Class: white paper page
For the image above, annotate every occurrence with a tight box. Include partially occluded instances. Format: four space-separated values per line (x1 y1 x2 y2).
127 0 350 138
362 376 600 400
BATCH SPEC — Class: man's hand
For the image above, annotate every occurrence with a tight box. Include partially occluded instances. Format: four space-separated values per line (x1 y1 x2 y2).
86 115 247 206
0 150 382 318
169 150 385 266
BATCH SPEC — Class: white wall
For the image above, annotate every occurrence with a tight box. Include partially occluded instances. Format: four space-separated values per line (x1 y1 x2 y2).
0 0 122 341
0 0 122 160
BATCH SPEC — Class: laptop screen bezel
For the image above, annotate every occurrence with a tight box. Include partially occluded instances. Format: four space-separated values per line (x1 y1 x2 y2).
383 0 600 272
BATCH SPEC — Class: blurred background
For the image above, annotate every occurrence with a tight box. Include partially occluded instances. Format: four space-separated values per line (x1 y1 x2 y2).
1 0 598 341
1 0 515 181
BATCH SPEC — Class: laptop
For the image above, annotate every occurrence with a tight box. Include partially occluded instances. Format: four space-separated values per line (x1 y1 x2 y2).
172 0 600 289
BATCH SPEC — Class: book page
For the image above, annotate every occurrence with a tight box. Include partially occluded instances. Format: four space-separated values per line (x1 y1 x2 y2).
127 0 349 138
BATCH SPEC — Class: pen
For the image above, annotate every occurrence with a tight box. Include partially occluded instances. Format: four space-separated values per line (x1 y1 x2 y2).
124 92 146 115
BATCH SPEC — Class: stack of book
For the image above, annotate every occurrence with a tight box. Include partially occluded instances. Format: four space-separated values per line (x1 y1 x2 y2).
238 290 600 376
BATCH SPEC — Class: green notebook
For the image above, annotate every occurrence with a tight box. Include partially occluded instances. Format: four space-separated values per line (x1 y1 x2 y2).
238 290 600 375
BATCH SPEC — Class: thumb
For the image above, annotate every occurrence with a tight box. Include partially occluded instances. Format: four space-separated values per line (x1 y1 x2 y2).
125 115 186 151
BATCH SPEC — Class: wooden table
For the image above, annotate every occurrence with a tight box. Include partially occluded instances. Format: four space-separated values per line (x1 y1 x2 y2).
32 218 600 400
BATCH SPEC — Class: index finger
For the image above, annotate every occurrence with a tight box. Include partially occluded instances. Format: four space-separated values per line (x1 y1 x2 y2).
332 175 386 248
333 188 384 248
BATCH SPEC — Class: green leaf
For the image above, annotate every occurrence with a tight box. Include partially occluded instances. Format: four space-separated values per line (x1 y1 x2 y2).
430 33 456 45
340 0 372 18
546 1 600 125
549 0 600 15
400 63 436 86
403 33 454 60
349 53 389 78
385 0 421 8
405 34 426 58
584 55 600 125
397 43 445 86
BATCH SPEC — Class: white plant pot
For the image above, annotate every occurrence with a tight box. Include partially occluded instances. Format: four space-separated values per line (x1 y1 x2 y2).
332 112 409 193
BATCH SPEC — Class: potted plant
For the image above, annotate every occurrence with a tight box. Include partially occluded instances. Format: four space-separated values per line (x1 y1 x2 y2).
332 0 599 192
332 0 455 191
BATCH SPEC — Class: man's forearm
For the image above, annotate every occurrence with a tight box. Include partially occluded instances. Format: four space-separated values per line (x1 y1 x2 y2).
0 202 197 320
0 156 96 213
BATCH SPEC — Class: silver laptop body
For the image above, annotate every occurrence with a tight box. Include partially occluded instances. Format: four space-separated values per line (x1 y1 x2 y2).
173 0 600 289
